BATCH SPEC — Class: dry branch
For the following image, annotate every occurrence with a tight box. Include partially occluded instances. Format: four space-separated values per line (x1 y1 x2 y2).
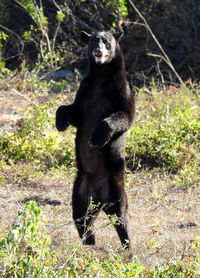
128 0 184 86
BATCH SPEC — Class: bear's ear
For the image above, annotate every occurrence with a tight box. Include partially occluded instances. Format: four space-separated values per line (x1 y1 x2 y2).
113 31 124 41
80 31 91 44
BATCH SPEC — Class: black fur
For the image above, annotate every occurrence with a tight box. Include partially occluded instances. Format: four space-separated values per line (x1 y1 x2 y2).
56 31 135 249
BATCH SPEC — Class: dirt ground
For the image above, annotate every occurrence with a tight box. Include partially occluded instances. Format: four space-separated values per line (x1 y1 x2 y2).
0 90 29 133
1 170 200 267
1 90 200 268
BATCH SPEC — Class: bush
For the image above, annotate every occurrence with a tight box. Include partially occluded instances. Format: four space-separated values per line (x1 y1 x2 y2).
0 100 75 171
1 201 56 277
126 85 200 173
0 201 146 277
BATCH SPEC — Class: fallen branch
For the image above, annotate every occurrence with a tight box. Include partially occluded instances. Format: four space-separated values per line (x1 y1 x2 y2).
12 88 39 107
127 0 184 86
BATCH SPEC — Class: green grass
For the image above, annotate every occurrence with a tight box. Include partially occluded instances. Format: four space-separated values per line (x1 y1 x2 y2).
127 84 200 181
0 98 76 172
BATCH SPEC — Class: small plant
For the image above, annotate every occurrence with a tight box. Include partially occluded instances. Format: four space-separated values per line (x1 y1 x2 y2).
104 0 128 18
102 0 128 27
0 201 147 277
0 31 10 78
1 201 55 277
19 0 66 71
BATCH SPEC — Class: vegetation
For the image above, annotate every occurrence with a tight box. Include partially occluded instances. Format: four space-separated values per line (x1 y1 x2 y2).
2 201 200 277
127 83 200 175
1 0 200 277
1 79 200 184
1 0 200 83
0 100 75 170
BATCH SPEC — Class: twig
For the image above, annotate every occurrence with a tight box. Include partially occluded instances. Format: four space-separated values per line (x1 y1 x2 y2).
147 52 167 62
48 220 74 234
127 0 184 86
12 88 39 107
13 0 34 23
0 24 24 53
52 0 61 11
5 181 23 207
180 242 187 261
161 226 182 255
156 59 166 90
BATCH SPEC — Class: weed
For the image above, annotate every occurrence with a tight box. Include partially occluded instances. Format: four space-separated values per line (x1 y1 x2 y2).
0 31 10 78
0 100 75 173
1 201 56 277
2 201 200 277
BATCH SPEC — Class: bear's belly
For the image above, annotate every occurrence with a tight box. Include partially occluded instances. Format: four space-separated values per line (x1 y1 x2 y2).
77 93 113 176
78 133 107 177
77 119 108 177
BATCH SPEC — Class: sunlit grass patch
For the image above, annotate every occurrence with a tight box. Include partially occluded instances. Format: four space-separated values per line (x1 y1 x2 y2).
126 85 200 176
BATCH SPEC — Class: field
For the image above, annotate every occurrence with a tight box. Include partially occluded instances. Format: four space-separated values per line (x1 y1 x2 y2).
0 76 200 277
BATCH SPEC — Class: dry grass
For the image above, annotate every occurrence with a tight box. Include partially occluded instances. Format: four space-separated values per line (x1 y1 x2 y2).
1 168 200 268
127 171 200 267
0 90 29 133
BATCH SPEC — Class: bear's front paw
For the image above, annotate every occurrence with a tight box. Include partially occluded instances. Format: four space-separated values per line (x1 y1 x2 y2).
89 121 113 148
56 106 70 131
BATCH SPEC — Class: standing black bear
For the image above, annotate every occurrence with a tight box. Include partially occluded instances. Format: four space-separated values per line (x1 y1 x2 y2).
56 31 135 249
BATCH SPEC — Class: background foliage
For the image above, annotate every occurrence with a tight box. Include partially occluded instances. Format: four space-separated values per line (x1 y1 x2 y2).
0 0 200 84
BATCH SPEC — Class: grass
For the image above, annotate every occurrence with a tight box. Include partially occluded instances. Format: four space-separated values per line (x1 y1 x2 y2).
1 77 200 277
1 201 200 277
0 97 76 175
1 201 145 277
127 83 200 175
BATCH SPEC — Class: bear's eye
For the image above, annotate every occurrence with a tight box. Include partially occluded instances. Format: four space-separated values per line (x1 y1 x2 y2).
105 42 111 49
102 38 110 49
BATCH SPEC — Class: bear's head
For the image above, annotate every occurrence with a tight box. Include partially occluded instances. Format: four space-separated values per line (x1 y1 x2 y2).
81 31 123 65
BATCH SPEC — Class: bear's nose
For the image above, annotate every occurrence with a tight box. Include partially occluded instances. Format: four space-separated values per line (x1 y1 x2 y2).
94 49 102 57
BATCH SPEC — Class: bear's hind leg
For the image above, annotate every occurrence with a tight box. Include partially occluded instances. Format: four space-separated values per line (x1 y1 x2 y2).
103 195 132 249
72 173 100 245
103 168 132 249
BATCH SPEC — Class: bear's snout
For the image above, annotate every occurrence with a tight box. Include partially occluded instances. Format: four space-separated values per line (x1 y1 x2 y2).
94 49 102 58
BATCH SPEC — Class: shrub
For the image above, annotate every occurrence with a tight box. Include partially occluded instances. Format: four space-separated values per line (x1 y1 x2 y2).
126 86 200 172
1 201 56 277
0 100 75 171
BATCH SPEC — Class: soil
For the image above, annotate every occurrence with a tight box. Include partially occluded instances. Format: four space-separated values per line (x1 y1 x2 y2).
1 90 200 269
1 167 200 268
0 90 30 133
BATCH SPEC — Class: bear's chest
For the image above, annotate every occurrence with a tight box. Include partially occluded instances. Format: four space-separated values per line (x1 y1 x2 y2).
81 82 115 121
77 83 115 174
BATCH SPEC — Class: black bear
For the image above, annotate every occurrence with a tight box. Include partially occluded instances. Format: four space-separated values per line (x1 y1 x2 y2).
56 31 135 249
